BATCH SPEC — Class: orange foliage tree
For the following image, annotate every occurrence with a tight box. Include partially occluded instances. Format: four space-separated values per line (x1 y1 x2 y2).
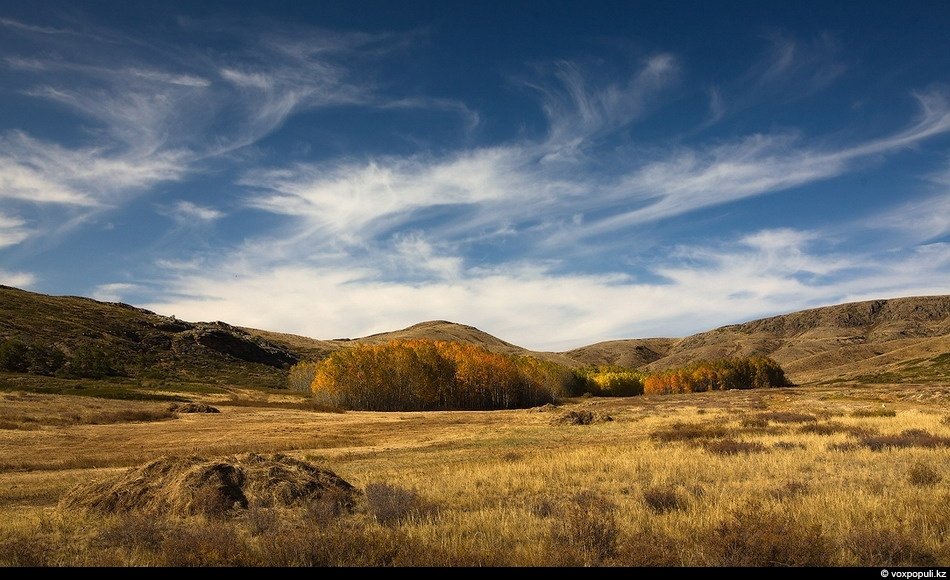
642 357 789 395
308 340 565 411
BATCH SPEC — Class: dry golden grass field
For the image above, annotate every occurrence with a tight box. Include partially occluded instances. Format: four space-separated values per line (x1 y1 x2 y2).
1 381 949 566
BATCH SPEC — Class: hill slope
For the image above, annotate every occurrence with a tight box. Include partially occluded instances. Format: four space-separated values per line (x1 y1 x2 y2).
563 338 676 368
247 320 579 367
0 285 298 388
2 285 948 388
564 296 950 384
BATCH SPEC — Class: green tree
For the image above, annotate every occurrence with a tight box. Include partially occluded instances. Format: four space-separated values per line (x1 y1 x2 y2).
0 339 29 372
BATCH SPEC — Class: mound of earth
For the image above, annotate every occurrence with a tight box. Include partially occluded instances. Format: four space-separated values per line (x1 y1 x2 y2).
170 402 220 413
553 410 613 425
59 453 356 517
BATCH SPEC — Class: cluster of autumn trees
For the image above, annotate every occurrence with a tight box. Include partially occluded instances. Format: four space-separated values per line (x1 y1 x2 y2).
288 339 791 411
642 357 789 394
572 367 646 396
303 340 568 411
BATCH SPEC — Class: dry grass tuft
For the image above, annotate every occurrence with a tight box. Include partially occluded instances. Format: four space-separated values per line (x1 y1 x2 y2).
364 482 439 526
642 485 689 514
711 501 833 566
552 410 612 425
93 514 167 549
703 439 769 456
848 528 937 566
650 421 731 443
908 462 942 486
160 519 252 566
169 402 219 413
798 421 874 437
772 441 806 450
755 411 817 424
851 407 897 418
85 409 178 424
768 480 810 501
551 492 619 565
0 531 56 566
740 416 769 429
859 429 950 451
59 453 357 518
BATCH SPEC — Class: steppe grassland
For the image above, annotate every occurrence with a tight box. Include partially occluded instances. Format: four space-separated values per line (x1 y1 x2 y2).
0 383 948 566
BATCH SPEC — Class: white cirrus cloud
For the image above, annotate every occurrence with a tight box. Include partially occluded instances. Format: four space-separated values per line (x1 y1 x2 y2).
0 212 31 248
0 269 36 288
92 282 143 302
137 224 949 351
166 201 225 223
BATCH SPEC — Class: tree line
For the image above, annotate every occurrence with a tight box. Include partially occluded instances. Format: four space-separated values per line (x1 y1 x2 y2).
290 339 790 411
642 357 790 394
305 340 568 411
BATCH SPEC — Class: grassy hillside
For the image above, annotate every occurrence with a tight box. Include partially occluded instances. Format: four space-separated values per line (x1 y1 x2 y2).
0 285 297 390
563 338 675 368
566 296 950 384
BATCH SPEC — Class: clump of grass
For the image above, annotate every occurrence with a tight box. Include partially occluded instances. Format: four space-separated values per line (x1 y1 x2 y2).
710 501 833 566
941 415 950 426
859 429 950 451
551 492 619 565
500 451 523 462
908 462 942 487
703 439 768 456
768 481 810 501
59 453 357 518
642 486 688 514
851 407 897 418
755 411 817 424
245 501 279 536
847 528 937 566
798 421 874 437
772 441 806 450
93 514 167 549
651 421 731 443
160 519 252 567
0 531 56 566
0 419 41 430
168 402 219 413
552 410 612 425
615 527 683 567
740 416 769 429
528 497 556 519
364 483 438 526
84 408 178 424
304 487 354 524
826 442 859 452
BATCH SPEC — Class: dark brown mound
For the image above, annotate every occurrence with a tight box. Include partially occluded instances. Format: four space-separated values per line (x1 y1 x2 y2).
59 453 356 518
169 402 220 413
553 410 613 425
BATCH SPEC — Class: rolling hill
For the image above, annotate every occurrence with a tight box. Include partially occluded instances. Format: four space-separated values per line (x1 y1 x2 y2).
0 285 298 389
566 296 950 384
1 284 948 388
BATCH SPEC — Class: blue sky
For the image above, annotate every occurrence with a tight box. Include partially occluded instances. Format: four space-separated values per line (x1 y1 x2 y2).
1 1 948 349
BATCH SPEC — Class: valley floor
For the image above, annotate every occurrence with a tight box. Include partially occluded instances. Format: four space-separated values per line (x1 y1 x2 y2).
1 382 949 566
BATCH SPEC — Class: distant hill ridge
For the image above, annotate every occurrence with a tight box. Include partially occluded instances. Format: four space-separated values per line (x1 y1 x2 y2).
1 285 948 385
